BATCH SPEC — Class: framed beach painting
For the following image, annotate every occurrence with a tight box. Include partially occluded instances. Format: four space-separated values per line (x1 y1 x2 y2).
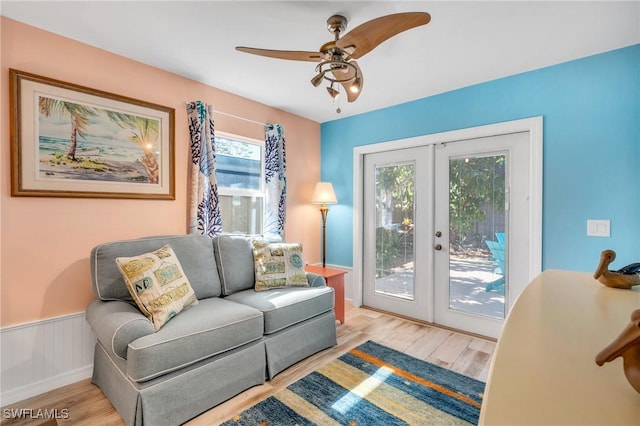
10 69 175 199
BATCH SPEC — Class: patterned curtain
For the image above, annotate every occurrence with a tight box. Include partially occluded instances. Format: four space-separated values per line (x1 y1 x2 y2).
186 101 222 236
264 124 287 240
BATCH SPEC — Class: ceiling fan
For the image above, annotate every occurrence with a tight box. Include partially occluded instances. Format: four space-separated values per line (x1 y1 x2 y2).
236 12 431 106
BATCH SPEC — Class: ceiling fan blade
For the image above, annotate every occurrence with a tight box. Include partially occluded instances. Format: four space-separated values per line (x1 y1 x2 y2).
336 12 431 59
332 61 363 102
236 46 322 62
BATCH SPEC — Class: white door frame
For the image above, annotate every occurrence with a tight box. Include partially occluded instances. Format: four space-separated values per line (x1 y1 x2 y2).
352 117 543 314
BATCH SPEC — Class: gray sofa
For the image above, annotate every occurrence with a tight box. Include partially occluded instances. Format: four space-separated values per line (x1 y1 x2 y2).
85 234 337 426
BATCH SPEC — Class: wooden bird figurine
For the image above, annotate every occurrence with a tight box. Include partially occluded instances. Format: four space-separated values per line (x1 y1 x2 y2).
596 309 640 393
593 250 640 289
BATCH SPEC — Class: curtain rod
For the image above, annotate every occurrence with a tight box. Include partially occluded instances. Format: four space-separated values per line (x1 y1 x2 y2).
186 102 270 127
214 110 267 127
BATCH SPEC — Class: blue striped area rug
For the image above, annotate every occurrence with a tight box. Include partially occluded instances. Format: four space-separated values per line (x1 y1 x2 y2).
222 340 485 425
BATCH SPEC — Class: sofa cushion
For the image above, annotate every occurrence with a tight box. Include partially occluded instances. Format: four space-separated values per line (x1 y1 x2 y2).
213 234 257 296
91 235 222 301
252 240 309 291
116 245 198 331
126 297 263 382
224 286 334 334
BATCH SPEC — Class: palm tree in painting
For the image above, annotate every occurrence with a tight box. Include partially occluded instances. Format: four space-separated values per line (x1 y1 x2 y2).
39 97 98 161
106 112 160 183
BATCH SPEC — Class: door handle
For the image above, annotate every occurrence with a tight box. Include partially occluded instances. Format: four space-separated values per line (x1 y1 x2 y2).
434 244 443 251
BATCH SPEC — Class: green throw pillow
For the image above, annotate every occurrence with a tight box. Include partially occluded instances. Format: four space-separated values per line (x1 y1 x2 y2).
252 240 309 291
116 245 198 331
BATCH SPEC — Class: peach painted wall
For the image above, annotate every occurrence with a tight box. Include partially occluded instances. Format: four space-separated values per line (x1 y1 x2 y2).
0 18 321 327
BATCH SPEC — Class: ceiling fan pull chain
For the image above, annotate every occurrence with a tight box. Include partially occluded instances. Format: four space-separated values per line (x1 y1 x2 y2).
332 84 342 114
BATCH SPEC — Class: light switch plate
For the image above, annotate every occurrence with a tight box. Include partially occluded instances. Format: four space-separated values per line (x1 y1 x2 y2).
587 220 610 237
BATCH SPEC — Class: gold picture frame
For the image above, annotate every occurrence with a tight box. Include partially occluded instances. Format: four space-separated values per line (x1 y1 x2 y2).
10 69 175 199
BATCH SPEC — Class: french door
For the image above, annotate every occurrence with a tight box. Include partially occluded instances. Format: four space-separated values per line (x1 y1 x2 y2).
362 147 433 321
361 131 533 338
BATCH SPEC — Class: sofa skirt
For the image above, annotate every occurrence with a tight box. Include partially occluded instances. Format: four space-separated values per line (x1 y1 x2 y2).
263 310 338 379
92 340 266 426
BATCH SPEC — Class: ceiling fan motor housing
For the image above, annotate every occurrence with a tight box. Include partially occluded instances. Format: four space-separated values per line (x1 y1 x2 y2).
327 15 348 37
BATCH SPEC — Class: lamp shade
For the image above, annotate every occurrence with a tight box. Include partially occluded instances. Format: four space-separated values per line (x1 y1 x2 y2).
311 182 338 205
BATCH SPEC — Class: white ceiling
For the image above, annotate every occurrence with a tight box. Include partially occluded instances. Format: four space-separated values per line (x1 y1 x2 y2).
2 1 639 123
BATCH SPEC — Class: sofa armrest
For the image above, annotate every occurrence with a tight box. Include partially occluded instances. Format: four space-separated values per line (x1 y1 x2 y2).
86 299 154 359
306 272 327 287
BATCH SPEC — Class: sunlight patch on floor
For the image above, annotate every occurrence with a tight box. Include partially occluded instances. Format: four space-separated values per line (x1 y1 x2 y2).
331 366 393 414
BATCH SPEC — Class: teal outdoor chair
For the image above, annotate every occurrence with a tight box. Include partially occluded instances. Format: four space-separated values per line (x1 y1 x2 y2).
485 233 505 292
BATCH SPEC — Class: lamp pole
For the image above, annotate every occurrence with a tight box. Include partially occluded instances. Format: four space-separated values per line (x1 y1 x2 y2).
320 204 329 268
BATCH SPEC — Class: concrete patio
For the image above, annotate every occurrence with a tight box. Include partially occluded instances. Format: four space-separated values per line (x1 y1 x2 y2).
374 255 505 319
449 256 505 319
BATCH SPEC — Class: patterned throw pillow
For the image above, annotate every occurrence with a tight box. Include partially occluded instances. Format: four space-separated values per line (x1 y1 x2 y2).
252 240 309 292
116 245 198 331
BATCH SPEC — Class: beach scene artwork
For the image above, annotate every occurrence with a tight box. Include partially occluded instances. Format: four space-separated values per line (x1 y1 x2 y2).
38 95 161 185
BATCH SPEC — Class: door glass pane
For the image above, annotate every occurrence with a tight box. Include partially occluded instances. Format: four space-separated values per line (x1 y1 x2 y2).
374 163 415 300
449 154 506 319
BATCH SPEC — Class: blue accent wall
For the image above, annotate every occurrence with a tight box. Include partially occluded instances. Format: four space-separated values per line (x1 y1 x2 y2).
320 44 640 272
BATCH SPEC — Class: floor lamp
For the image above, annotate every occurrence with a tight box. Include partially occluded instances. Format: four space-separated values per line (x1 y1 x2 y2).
311 182 338 268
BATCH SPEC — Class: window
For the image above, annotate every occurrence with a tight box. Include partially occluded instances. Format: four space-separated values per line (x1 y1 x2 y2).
215 134 264 234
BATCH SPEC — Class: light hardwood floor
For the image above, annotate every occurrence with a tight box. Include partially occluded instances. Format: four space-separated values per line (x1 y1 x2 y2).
1 304 496 426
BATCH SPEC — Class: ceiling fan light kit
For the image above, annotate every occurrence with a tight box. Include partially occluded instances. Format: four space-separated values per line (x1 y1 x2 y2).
326 84 340 99
236 11 431 111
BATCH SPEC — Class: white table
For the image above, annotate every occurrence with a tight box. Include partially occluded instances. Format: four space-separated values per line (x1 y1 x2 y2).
480 269 640 425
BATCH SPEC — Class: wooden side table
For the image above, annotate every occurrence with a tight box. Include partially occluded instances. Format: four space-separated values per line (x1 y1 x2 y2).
304 265 346 324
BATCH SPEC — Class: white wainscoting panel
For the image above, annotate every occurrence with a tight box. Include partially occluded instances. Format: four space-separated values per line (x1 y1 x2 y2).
1 312 96 406
341 266 354 303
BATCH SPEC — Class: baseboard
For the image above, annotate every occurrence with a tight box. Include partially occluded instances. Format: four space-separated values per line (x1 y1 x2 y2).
1 312 96 406
1 365 93 407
